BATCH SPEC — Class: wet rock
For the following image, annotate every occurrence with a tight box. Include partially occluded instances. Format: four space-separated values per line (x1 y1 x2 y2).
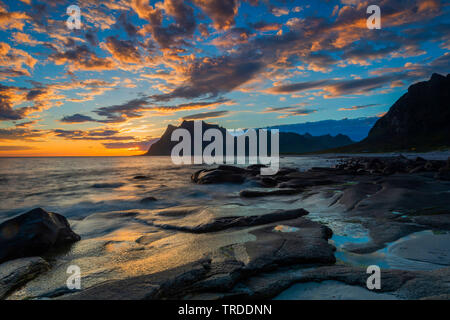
411 214 450 229
140 196 157 203
0 257 50 299
416 156 427 163
335 156 447 176
241 219 335 272
435 170 450 181
258 177 278 187
91 182 124 188
247 164 267 172
396 267 450 300
239 188 300 198
389 233 450 266
195 218 335 281
133 175 150 180
191 167 246 184
152 208 309 233
409 166 424 173
59 258 211 300
0 208 80 263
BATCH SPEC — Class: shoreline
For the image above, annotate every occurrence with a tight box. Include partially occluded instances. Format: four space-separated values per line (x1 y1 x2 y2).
1 155 450 300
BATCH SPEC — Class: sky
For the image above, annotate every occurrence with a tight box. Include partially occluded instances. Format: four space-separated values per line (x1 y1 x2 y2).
0 0 448 156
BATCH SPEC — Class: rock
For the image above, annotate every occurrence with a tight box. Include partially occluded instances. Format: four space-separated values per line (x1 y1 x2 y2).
140 196 157 203
236 218 335 273
59 258 211 300
396 267 450 300
259 177 278 187
416 156 427 163
247 164 267 172
0 257 50 299
152 208 310 233
0 208 80 263
91 182 124 188
191 168 246 184
133 175 150 180
435 171 450 181
239 188 300 198
409 166 424 173
424 161 435 171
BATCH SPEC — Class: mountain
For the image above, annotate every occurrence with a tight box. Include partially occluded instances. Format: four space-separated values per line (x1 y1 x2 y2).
265 117 378 142
144 120 354 156
333 73 450 152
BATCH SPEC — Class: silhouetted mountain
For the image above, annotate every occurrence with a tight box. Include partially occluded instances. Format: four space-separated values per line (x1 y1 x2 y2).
144 120 354 156
333 73 450 152
278 132 353 154
265 117 378 142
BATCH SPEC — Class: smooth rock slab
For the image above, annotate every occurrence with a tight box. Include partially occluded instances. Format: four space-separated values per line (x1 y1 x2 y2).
0 257 50 299
274 280 398 300
389 233 450 266
146 207 309 233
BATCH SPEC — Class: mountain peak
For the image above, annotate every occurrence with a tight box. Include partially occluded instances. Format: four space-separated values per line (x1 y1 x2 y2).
346 73 450 152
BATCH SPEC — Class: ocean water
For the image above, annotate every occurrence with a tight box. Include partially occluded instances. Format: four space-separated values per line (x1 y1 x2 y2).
1 152 448 222
0 155 340 222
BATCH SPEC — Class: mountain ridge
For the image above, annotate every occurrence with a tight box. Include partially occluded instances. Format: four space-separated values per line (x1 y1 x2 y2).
327 73 450 153
144 120 354 156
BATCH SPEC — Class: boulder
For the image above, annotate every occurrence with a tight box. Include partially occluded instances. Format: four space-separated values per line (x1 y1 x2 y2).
191 167 246 184
0 208 80 263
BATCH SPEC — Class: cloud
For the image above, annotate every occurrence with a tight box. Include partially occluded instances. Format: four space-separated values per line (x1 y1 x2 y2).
267 74 407 97
182 110 229 120
0 7 29 30
50 45 114 71
53 128 135 141
193 0 239 30
0 41 37 76
102 138 159 151
251 21 281 32
131 0 196 48
151 54 264 101
271 7 289 17
116 12 138 38
267 80 331 94
60 114 97 123
94 97 150 123
60 97 233 124
338 104 381 111
0 145 35 151
15 120 37 127
325 74 406 97
104 36 141 64
262 106 318 118
0 127 47 141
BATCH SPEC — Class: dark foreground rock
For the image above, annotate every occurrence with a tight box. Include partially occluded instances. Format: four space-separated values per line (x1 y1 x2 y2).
59 258 211 300
59 217 335 300
0 257 50 299
0 208 80 263
186 265 450 300
191 165 249 184
335 155 450 176
151 207 309 233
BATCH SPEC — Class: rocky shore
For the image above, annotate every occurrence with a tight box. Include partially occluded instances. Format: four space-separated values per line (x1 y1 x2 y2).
1 156 449 300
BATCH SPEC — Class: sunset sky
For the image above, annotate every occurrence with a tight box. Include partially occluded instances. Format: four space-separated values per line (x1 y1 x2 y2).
0 0 449 156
